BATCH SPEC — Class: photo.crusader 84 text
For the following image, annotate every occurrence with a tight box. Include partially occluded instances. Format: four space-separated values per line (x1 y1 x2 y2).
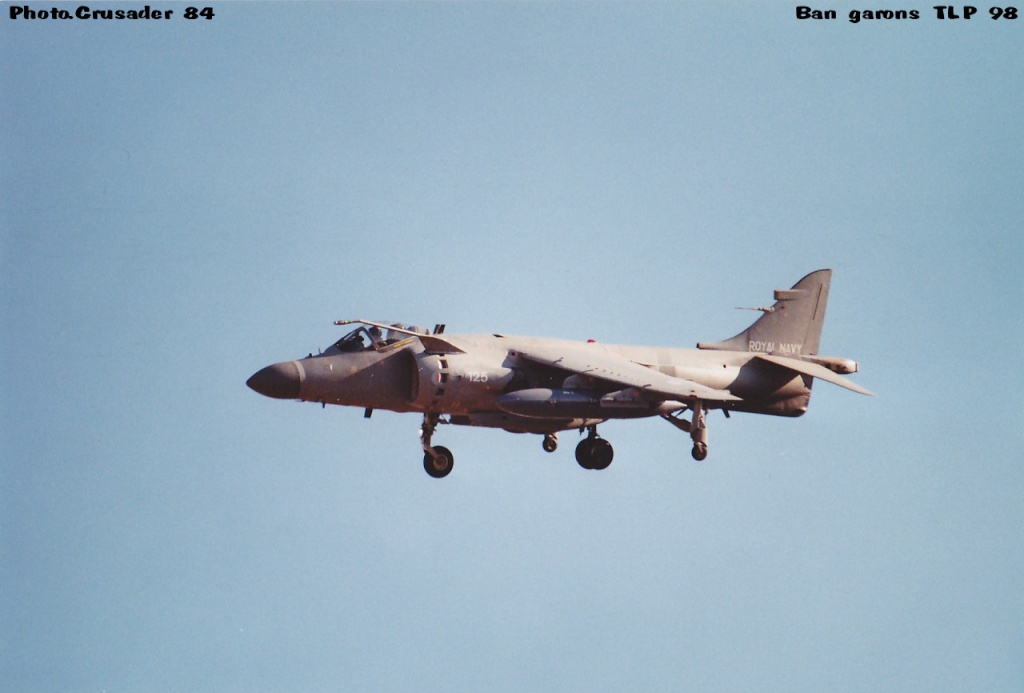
8 5 214 20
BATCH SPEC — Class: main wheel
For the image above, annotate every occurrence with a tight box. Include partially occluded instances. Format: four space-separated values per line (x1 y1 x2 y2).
691 442 708 461
589 438 613 470
424 445 454 478
575 438 614 470
575 439 595 469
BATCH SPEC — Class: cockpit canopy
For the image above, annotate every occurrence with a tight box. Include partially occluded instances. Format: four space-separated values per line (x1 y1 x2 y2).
329 322 429 354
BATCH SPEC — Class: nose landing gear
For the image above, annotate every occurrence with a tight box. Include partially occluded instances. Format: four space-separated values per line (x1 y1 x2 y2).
420 413 454 478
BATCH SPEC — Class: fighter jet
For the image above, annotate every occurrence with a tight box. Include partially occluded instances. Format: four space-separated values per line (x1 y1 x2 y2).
247 269 871 478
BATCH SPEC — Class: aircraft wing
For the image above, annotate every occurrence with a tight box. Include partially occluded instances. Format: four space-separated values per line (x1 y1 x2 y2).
511 343 741 403
754 354 874 396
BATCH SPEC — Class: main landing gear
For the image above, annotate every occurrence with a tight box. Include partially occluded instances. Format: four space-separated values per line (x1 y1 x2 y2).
575 425 613 470
420 413 454 479
417 404 714 478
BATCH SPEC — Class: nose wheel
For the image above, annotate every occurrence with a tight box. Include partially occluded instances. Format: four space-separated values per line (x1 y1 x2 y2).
420 413 454 478
423 445 454 478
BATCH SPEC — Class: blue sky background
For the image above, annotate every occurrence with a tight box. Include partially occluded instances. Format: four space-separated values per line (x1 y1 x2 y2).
3 2 1023 691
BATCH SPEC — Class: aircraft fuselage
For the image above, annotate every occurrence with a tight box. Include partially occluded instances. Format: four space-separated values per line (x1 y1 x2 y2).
246 270 869 476
248 333 812 430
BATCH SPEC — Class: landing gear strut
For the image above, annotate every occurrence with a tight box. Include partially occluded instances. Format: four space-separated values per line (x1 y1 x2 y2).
690 404 709 461
575 425 613 470
420 413 454 478
661 400 711 461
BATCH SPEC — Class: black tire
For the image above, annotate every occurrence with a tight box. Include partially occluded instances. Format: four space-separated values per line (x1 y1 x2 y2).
691 443 708 461
424 445 454 478
542 436 558 453
589 438 614 470
576 438 613 470
575 439 595 469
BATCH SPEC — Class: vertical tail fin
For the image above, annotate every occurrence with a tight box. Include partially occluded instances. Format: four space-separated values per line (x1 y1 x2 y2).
697 269 832 356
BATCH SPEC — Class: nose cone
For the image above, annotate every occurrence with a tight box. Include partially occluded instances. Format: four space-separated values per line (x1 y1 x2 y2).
247 361 302 399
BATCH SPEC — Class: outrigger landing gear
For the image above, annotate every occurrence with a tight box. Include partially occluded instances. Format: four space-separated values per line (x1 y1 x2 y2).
691 441 708 461
690 403 709 461
542 433 558 453
661 400 711 461
420 413 454 478
575 425 613 470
